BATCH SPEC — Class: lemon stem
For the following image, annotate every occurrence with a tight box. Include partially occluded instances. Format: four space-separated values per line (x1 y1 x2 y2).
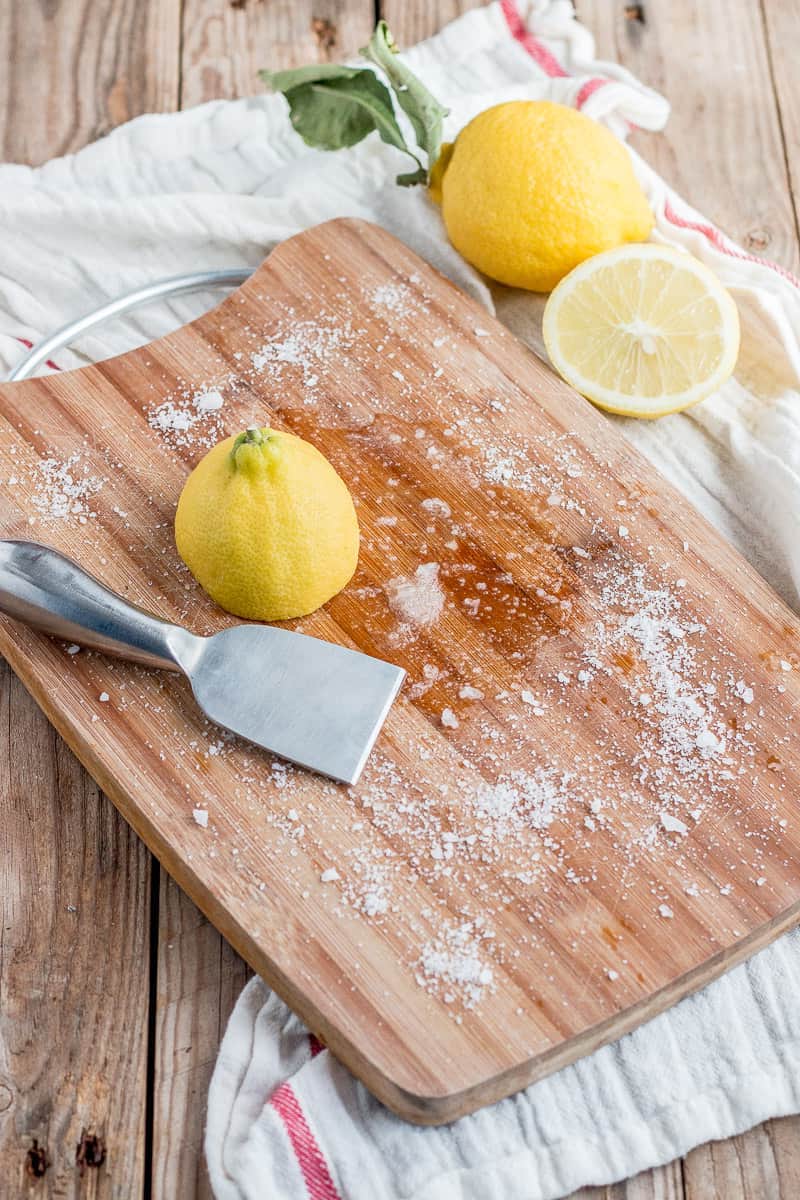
231 426 271 464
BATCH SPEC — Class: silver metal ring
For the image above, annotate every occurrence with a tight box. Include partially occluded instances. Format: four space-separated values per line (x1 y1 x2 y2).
7 267 254 382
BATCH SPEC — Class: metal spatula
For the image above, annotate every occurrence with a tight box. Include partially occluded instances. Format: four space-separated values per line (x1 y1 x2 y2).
0 540 404 784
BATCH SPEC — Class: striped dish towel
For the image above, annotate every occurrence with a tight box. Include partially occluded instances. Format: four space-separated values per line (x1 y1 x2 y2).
3 3 800 1197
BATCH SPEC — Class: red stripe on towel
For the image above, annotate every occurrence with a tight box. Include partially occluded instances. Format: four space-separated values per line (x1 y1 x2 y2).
269 1082 341 1200
500 0 568 77
14 336 62 372
664 198 800 289
575 77 609 108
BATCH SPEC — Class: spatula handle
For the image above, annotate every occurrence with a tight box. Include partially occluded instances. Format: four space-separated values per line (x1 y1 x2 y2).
0 540 200 672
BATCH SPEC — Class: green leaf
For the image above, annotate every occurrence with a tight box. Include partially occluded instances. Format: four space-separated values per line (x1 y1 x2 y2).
360 20 449 169
259 63 363 92
262 64 426 185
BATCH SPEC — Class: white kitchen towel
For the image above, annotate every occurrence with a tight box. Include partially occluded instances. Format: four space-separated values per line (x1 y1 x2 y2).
3 2 800 1198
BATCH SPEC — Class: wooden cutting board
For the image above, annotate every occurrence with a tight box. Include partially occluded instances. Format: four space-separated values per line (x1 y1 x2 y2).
2 218 800 1124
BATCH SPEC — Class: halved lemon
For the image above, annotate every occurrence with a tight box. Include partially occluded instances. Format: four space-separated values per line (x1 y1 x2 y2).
542 243 740 418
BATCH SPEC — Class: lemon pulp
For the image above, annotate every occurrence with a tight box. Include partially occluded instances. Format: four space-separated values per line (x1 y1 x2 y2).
542 244 740 417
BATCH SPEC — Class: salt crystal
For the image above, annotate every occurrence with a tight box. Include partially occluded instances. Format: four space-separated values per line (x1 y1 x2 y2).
606 969 619 981
421 497 451 519
441 708 459 729
459 686 484 700
193 388 224 412
99 692 110 703
320 868 340 883
658 904 674 918
385 562 444 627
660 812 688 836
618 525 629 539
780 660 792 672
67 645 81 656
192 808 209 828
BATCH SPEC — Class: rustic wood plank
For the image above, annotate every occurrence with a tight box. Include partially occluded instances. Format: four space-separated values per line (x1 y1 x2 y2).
180 0 375 107
0 0 180 166
152 880 251 1200
760 0 800 255
569 1161 685 1200
684 1117 800 1199
379 0 486 45
0 2 179 1197
573 0 800 273
0 661 150 1197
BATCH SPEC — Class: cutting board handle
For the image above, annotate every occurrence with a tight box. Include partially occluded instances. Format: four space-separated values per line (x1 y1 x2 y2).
0 541 200 672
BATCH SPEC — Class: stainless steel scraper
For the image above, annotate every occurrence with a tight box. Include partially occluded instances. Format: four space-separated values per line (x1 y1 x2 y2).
0 541 404 784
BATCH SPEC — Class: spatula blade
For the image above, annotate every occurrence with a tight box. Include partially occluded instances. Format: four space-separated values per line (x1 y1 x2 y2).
187 624 404 785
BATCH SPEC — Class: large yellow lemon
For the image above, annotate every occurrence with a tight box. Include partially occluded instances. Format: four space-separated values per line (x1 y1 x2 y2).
434 100 654 292
175 426 359 621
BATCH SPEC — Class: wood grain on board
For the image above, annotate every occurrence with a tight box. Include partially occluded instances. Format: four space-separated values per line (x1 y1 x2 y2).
2 218 800 1121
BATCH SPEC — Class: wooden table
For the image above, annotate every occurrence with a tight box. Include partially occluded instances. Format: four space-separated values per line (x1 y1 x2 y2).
1 1 798 1196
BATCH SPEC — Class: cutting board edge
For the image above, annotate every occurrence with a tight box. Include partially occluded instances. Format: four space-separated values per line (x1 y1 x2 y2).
4 619 800 1125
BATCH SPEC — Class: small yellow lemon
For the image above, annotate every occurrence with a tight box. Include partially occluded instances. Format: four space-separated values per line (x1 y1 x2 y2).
434 100 654 292
175 426 359 621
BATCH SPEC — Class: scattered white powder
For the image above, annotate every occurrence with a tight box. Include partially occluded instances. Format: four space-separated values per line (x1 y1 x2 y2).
385 562 444 628
149 385 226 447
416 920 495 1008
251 318 353 398
421 497 452 519
472 766 571 839
192 808 209 828
31 454 103 521
370 282 411 311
